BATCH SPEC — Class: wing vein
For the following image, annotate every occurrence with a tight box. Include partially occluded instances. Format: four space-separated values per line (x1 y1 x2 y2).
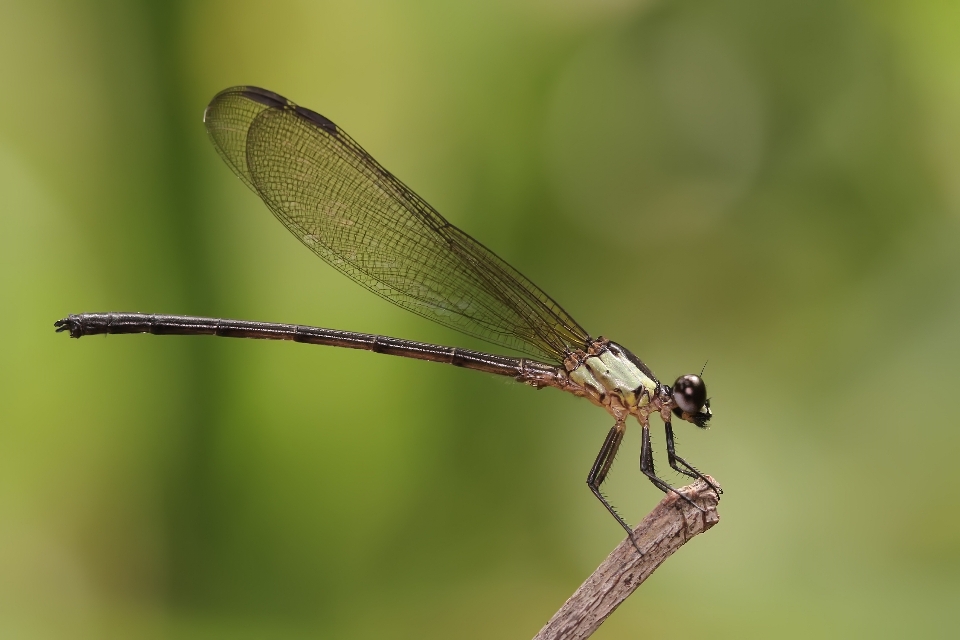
204 86 591 362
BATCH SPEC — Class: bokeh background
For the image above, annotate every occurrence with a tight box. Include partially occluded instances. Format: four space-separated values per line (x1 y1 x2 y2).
2 0 959 637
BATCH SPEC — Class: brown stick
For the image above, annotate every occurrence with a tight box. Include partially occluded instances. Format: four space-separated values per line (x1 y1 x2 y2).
533 477 721 640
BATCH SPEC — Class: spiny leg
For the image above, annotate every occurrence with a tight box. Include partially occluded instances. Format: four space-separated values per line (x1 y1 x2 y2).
664 420 722 498
586 420 641 553
640 422 704 512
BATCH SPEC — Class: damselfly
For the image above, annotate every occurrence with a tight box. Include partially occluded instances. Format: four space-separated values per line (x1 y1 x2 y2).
56 86 720 547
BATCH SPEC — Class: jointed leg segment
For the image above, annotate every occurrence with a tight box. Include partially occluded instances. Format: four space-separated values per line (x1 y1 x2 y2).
664 421 722 498
586 420 638 547
640 422 705 512
586 416 719 552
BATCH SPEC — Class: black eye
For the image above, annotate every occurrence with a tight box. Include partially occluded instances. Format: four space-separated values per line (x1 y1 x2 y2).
673 374 707 414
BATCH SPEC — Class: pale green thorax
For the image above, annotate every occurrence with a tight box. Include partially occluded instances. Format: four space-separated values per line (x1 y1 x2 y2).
567 341 659 416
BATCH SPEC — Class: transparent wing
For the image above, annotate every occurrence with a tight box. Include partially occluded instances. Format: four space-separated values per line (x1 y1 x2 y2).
203 86 590 362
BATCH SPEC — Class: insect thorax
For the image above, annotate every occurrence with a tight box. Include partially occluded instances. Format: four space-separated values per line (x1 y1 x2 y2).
564 339 659 414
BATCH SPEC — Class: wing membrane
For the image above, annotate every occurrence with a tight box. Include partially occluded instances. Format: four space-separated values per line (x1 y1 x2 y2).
203 86 590 362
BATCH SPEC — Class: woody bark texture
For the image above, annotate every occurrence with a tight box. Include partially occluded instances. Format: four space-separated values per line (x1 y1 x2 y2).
533 477 721 640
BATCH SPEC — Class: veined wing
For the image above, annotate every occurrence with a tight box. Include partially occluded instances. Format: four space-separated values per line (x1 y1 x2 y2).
203 86 590 362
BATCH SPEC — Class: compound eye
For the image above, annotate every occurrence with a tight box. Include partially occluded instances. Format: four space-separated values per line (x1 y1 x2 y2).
673 374 707 414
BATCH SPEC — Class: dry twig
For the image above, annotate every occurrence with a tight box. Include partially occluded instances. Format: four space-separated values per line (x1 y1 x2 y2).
533 477 721 640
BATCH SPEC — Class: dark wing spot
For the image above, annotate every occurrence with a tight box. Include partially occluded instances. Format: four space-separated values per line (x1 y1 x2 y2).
294 105 338 134
237 86 289 109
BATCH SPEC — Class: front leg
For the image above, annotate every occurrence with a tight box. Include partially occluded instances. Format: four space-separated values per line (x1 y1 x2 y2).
640 421 704 512
664 420 722 498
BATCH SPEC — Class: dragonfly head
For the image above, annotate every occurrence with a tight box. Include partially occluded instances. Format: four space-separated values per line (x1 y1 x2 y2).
671 374 712 428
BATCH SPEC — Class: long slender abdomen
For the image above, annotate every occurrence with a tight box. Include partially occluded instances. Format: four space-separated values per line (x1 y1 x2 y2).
54 312 565 385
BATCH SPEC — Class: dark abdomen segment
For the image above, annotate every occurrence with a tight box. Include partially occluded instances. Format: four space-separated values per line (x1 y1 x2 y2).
55 312 563 383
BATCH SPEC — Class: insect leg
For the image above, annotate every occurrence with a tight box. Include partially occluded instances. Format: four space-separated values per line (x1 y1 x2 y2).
664 420 722 497
640 422 704 512
586 420 641 552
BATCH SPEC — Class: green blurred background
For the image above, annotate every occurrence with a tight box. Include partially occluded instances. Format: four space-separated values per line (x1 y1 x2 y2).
2 0 959 637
